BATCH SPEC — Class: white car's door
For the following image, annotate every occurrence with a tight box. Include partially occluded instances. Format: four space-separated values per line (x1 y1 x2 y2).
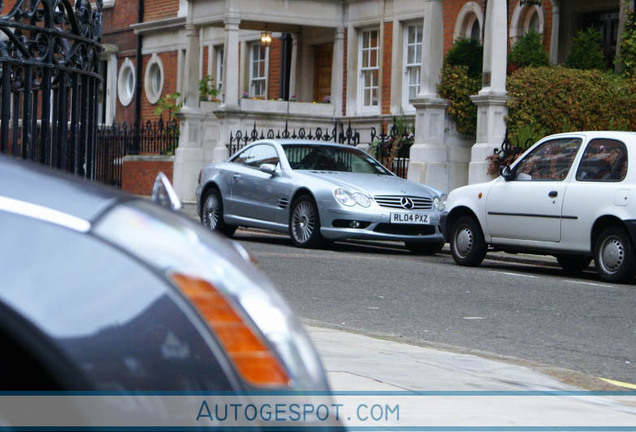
486 137 583 242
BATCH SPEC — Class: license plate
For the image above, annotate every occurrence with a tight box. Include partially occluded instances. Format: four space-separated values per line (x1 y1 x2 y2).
390 212 429 224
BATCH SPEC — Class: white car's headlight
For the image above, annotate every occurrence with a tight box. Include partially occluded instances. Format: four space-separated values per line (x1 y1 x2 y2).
433 194 447 211
334 188 371 208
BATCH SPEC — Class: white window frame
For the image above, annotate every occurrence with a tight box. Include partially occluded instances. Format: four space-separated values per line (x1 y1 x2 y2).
144 53 164 105
402 22 423 112
117 58 135 107
249 42 268 98
357 28 380 114
214 45 224 94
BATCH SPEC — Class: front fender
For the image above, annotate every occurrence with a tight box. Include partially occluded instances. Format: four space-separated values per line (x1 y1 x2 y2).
446 180 497 241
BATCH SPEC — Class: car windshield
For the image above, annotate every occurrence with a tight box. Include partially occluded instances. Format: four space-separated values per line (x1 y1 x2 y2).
282 144 392 175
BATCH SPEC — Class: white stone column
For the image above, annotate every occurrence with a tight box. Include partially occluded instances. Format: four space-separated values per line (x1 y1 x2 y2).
549 0 560 65
183 23 201 109
221 16 241 110
407 0 449 192
173 22 205 203
469 0 508 184
331 27 345 117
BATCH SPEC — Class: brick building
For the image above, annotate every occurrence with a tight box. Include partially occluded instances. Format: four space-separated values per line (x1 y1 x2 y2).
99 0 629 201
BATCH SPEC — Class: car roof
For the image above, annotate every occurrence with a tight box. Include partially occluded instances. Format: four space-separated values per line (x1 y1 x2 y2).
544 131 636 141
0 154 127 222
251 139 356 147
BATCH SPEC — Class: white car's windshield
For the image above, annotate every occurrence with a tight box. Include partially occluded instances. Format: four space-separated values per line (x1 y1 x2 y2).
282 144 392 175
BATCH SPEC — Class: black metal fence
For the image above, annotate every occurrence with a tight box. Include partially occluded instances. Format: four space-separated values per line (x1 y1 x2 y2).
95 119 180 187
0 0 103 178
227 120 360 156
370 122 414 178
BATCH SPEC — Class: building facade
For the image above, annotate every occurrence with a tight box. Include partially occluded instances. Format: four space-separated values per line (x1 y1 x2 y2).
99 0 628 202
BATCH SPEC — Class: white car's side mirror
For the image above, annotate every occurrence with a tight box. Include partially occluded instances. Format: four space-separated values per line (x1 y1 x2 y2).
260 163 278 176
152 172 182 211
499 165 512 181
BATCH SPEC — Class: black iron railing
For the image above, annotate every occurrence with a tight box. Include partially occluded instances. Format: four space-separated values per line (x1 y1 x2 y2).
95 119 180 187
227 120 360 156
0 0 103 178
370 121 414 179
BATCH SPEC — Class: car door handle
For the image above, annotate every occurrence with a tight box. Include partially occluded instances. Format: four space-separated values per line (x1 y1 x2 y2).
548 191 558 198
233 174 241 180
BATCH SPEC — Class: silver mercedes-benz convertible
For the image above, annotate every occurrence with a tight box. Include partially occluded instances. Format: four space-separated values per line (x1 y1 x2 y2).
196 139 447 254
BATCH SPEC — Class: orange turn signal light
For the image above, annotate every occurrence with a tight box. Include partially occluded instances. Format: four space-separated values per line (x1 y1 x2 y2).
171 273 290 387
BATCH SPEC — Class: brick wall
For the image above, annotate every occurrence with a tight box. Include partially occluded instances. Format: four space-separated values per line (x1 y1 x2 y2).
343 28 348 116
144 0 179 22
122 157 174 196
382 22 393 115
140 51 180 123
268 39 282 100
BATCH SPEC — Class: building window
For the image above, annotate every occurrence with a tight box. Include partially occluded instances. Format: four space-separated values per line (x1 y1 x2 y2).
117 58 135 107
144 54 164 105
358 28 380 112
511 4 544 44
453 2 483 42
403 23 423 110
215 46 224 93
249 43 267 98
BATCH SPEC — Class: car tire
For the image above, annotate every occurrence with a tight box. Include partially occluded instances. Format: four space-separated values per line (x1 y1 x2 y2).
201 188 237 237
594 226 636 283
450 215 487 267
289 194 324 248
405 241 444 255
556 255 592 274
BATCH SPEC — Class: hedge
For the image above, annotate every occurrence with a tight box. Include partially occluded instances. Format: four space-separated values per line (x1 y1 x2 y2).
506 66 636 141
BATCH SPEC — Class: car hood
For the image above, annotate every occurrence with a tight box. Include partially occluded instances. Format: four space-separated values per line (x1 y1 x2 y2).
295 171 442 197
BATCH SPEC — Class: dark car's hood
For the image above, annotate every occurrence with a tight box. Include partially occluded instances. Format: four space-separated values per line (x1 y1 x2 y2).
0 155 126 222
295 171 442 197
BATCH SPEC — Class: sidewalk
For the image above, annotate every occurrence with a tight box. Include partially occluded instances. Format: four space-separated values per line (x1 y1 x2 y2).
306 325 636 427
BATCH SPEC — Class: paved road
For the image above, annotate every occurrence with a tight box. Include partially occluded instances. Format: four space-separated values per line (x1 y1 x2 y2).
228 228 636 386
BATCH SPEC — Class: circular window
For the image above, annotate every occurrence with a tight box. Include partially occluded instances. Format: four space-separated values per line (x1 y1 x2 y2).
117 58 136 107
144 54 164 105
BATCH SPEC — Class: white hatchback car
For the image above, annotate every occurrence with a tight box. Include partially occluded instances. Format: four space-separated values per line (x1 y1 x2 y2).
445 131 636 283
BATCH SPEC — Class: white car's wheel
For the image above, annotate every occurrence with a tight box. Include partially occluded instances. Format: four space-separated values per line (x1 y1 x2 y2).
201 188 236 237
594 226 635 283
450 215 487 267
289 194 324 248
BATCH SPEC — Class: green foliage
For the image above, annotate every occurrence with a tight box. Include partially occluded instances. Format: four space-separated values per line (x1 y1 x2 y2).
486 124 548 176
443 38 483 78
565 27 606 70
506 67 636 139
199 75 219 101
438 63 481 137
153 92 182 119
509 30 549 68
618 9 636 77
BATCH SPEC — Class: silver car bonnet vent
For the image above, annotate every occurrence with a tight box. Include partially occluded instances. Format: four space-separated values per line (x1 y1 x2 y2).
278 197 290 209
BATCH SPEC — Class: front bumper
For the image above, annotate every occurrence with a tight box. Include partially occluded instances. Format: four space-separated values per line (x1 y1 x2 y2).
318 203 445 243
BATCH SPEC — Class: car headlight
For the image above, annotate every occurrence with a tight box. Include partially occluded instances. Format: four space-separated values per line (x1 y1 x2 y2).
334 188 371 208
433 194 447 211
353 192 371 208
92 200 328 391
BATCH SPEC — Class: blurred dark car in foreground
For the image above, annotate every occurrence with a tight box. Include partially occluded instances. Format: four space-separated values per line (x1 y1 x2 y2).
0 155 330 397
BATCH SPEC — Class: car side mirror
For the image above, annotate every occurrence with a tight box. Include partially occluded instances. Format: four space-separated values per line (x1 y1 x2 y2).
152 172 182 211
260 163 278 176
499 165 512 181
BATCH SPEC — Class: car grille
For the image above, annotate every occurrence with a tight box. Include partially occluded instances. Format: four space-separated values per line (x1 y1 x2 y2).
373 195 433 210
374 224 436 236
